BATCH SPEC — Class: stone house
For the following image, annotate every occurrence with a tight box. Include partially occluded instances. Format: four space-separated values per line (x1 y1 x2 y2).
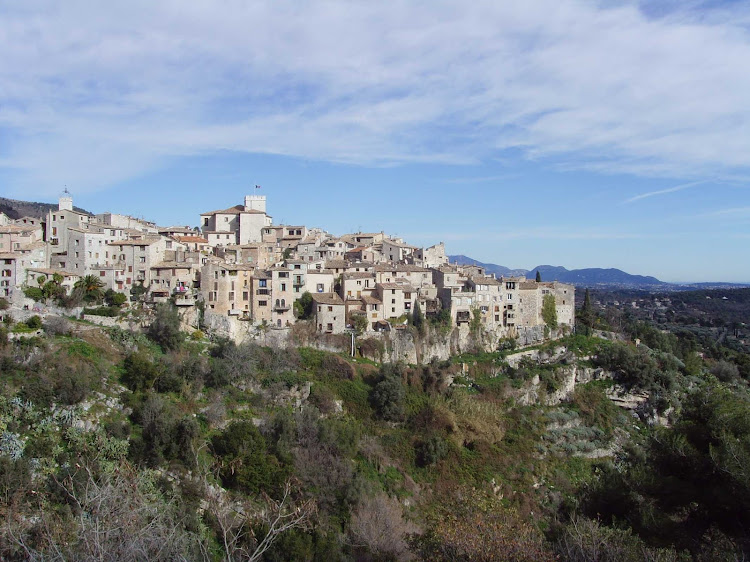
313 293 346 334
0 224 43 253
46 195 93 253
200 195 273 246
381 238 417 264
270 267 295 328
377 281 417 320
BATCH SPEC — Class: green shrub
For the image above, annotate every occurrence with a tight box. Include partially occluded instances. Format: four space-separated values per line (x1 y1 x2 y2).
82 306 120 317
415 434 449 467
371 375 406 422
211 421 287 495
25 316 42 330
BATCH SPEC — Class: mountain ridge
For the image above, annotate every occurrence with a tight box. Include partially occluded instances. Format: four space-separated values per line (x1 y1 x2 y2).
448 254 666 286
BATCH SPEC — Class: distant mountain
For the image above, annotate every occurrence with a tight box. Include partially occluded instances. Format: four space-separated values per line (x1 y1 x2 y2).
0 196 92 220
447 255 527 277
448 255 666 287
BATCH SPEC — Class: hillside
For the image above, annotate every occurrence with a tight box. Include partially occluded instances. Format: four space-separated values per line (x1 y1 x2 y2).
448 255 665 287
0 196 92 220
1 300 749 560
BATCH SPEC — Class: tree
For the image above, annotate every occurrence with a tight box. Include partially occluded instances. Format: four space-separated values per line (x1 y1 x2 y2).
411 301 425 334
147 303 183 351
542 294 557 330
536 270 542 282
351 313 368 336
293 292 314 320
104 289 127 307
578 288 595 335
74 275 105 303
371 375 406 422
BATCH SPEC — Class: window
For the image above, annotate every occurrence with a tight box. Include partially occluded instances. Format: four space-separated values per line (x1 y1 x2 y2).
228 292 234 300
328 306 333 312
281 283 286 291
259 300 267 306
259 279 267 287
100 271 105 277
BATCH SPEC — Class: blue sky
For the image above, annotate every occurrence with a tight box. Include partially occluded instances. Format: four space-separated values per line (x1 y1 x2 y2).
1 1 749 282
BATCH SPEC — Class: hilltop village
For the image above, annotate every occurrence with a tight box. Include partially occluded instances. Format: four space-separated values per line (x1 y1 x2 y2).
1 193 573 341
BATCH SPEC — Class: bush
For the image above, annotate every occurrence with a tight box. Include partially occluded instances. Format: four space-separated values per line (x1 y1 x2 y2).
211 421 286 495
82 306 120 317
122 353 162 392
371 375 406 422
147 303 183 351
104 289 127 307
25 316 42 330
23 286 44 301
415 434 449 467
711 360 740 382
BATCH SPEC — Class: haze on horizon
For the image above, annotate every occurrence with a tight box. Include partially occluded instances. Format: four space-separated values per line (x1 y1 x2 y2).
1 1 749 283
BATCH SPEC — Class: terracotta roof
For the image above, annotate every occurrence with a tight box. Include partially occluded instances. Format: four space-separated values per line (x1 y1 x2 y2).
343 272 375 280
519 282 538 290
325 260 348 269
312 292 345 306
361 295 382 305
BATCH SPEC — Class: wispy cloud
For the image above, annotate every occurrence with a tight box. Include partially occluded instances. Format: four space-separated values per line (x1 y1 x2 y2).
623 180 708 203
2 1 750 196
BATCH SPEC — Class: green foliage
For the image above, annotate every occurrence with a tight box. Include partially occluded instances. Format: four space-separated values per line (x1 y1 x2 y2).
104 289 127 307
542 294 558 330
536 270 542 282
585 383 750 554
130 281 147 302
411 301 425 334
0 297 8 310
415 434 449 467
74 274 105 303
578 288 596 335
82 306 121 317
371 373 406 422
122 353 161 392
25 315 42 330
147 303 183 351
211 421 287 495
570 383 623 437
351 313 368 336
293 291 314 320
469 307 482 334
23 286 44 301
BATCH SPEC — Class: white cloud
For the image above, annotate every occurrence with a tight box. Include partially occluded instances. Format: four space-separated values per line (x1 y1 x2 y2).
2 0 750 196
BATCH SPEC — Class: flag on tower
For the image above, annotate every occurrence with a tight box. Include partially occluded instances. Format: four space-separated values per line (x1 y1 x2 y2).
255 184 261 190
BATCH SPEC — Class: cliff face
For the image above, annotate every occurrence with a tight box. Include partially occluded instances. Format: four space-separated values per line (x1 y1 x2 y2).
202 309 567 365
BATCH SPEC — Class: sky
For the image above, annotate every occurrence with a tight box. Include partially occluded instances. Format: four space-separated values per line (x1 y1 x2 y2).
1 1 749 283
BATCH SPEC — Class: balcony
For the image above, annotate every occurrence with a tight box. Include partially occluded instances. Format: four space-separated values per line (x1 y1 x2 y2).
273 304 291 312
174 295 195 307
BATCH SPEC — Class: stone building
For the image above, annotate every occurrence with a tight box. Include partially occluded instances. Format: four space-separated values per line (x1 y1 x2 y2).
313 293 346 334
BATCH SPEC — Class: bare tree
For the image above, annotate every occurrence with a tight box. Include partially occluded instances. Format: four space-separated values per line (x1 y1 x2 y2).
349 492 418 560
208 479 316 562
